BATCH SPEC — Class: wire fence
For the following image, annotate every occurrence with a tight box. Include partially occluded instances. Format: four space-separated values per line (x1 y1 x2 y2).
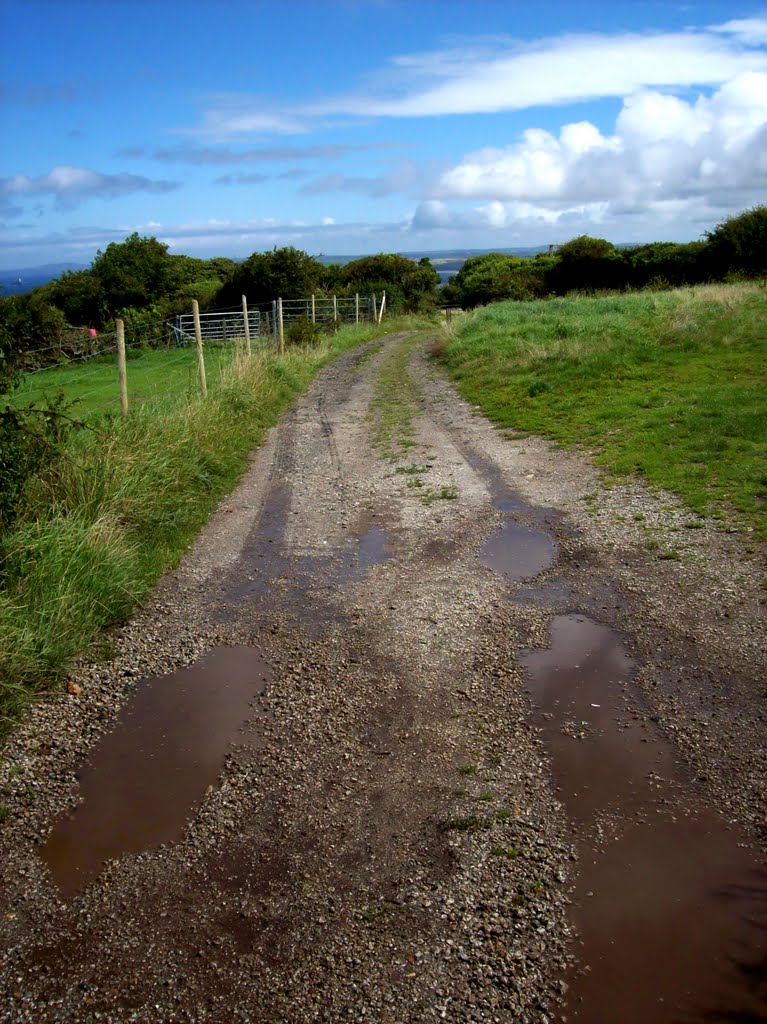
8 290 386 420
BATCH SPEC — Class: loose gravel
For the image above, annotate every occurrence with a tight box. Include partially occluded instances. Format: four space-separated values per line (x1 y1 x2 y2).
0 332 764 1023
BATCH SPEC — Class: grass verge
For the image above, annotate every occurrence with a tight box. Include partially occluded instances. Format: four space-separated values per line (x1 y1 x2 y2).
0 321 393 736
438 283 767 538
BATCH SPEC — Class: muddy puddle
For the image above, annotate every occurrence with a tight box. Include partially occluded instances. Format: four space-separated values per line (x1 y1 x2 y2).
480 493 556 581
522 615 767 1023
42 646 270 897
353 526 392 572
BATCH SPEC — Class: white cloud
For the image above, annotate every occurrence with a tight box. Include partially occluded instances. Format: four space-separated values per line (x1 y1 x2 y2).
711 17 767 46
181 22 767 138
1 165 179 210
434 73 767 216
353 30 767 118
183 99 307 139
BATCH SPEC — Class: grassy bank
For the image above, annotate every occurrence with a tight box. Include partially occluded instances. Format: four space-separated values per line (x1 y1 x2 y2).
438 283 767 539
0 322 392 734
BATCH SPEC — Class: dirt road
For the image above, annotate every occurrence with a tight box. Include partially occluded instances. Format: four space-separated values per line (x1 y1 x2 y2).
1 332 765 1022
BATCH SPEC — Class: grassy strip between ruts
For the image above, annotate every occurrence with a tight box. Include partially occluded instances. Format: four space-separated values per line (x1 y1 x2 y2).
437 283 767 541
0 320 401 736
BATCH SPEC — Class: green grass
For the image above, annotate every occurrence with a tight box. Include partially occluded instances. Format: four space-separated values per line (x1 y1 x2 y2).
370 331 424 458
11 344 246 419
439 283 767 539
0 322 393 737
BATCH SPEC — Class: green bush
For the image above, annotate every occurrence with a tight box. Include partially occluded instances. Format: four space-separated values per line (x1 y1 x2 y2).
706 205 767 279
286 315 325 346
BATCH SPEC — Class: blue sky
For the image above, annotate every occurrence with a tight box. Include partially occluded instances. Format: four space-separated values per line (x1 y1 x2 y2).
1 0 766 269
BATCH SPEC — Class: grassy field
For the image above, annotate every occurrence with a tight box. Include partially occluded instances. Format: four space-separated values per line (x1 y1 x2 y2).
0 322 397 735
438 283 767 539
12 342 262 418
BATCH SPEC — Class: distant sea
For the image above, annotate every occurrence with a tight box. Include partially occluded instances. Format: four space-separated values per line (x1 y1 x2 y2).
0 248 551 295
0 263 89 295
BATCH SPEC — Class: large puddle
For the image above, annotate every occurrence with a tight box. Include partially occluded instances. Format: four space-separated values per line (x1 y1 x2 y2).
522 615 767 1023
42 646 270 897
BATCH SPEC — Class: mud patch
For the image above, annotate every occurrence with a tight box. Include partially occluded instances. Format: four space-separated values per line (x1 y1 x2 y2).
42 646 270 897
522 615 767 1023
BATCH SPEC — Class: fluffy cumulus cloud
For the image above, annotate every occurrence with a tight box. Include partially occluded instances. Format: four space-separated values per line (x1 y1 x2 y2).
424 73 767 232
0 165 179 210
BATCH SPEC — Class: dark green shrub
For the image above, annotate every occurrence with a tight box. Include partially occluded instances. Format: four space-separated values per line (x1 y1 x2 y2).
706 205 767 279
286 315 325 346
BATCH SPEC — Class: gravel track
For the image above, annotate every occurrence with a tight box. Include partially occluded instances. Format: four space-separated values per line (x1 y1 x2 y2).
0 332 764 1023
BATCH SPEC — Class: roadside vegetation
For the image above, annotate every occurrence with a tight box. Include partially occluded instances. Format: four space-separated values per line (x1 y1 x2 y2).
443 204 767 308
437 282 767 539
0 320 396 736
1 203 765 735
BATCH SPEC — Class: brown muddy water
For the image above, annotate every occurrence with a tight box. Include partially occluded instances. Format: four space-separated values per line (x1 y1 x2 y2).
468 464 557 583
522 614 767 1024
480 516 556 580
42 646 270 898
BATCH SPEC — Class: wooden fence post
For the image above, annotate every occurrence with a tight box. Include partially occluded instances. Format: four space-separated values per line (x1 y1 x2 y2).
332 295 338 325
372 293 378 323
192 299 208 397
277 297 285 354
355 292 360 324
116 318 128 420
311 294 316 324
242 295 251 357
378 290 386 324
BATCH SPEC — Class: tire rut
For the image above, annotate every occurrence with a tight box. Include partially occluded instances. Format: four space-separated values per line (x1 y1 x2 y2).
1 332 764 1024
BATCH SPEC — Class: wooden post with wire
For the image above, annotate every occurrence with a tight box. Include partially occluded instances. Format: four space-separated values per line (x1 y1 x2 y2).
332 295 338 326
311 294 316 324
192 300 208 397
355 292 360 324
378 290 386 324
116 318 128 420
242 294 252 357
277 297 285 354
372 292 378 323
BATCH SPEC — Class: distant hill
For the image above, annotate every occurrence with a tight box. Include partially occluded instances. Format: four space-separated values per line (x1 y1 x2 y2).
0 263 89 295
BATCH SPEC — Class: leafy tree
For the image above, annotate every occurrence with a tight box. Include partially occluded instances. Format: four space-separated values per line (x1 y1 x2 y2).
706 205 767 278
554 235 616 261
548 235 625 294
91 232 176 316
0 292 67 358
623 241 708 289
445 253 554 308
43 269 107 327
216 246 325 306
338 253 439 312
